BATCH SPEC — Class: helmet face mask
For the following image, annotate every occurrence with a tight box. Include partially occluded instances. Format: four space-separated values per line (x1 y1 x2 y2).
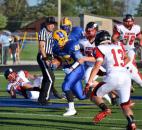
85 22 98 39
4 68 17 82
123 14 134 29
86 28 97 39
7 72 17 82
53 30 68 49
60 25 71 35
60 17 72 34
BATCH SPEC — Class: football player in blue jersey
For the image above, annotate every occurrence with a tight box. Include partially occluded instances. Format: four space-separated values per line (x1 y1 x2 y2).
52 29 86 116
68 26 85 41
61 17 85 40
60 17 72 35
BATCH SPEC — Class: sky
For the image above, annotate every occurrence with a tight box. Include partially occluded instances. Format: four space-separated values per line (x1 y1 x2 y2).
125 0 140 15
27 0 141 15
27 0 41 6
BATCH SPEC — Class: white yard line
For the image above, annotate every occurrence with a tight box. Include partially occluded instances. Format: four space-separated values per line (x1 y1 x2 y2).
111 127 142 130
55 77 64 79
55 74 65 76
0 112 142 122
110 127 125 130
0 111 141 130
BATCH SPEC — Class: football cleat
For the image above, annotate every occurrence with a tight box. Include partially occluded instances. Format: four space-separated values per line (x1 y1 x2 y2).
126 122 136 130
63 109 77 116
93 109 111 124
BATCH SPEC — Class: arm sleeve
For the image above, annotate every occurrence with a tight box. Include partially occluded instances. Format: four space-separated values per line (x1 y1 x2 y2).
74 50 84 60
72 43 84 60
95 47 104 61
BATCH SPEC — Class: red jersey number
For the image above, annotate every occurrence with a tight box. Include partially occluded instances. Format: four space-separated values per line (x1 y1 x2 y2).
85 47 94 56
123 35 135 45
111 49 125 67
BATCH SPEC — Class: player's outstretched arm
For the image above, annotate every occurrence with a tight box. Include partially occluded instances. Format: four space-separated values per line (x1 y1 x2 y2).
78 56 96 64
10 86 16 98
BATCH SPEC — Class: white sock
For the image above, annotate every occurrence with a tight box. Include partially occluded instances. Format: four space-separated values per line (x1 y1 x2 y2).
68 102 75 110
103 94 111 104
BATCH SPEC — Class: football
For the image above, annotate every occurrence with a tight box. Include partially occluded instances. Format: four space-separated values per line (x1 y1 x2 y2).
51 58 62 68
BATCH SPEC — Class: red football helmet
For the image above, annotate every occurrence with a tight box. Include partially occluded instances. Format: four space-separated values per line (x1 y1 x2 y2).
123 14 134 29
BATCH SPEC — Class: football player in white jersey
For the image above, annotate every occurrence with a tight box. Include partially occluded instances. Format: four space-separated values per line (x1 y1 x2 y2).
79 22 111 104
4 68 64 100
84 30 136 130
4 68 42 99
112 14 142 88
80 22 99 84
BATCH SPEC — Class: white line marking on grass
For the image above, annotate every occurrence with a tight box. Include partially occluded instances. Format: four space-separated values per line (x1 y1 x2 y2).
0 112 142 122
54 73 65 76
111 128 141 130
55 77 64 79
110 127 124 130
111 128 142 130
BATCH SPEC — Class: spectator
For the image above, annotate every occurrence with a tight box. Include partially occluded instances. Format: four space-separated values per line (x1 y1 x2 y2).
15 35 21 64
0 31 11 65
9 35 18 65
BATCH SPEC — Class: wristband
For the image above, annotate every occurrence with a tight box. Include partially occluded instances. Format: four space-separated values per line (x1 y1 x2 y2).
71 62 80 69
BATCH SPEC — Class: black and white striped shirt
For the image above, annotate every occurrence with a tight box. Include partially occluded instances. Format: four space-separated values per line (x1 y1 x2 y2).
38 27 53 55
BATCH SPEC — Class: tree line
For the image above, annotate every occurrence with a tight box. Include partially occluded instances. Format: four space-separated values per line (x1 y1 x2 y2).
0 0 141 31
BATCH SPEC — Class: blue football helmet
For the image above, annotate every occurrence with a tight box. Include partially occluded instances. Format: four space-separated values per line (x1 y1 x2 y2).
60 17 72 35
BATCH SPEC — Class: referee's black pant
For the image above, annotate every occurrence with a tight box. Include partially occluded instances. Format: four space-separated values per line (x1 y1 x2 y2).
37 53 55 103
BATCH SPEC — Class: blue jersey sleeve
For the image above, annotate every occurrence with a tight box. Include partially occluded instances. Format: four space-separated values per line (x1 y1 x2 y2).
72 50 84 60
52 44 59 55
69 41 84 60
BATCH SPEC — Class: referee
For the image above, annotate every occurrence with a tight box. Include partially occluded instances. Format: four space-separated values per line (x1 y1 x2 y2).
37 16 60 105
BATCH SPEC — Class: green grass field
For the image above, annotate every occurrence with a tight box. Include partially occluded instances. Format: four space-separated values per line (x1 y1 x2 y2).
0 70 142 130
20 41 38 60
